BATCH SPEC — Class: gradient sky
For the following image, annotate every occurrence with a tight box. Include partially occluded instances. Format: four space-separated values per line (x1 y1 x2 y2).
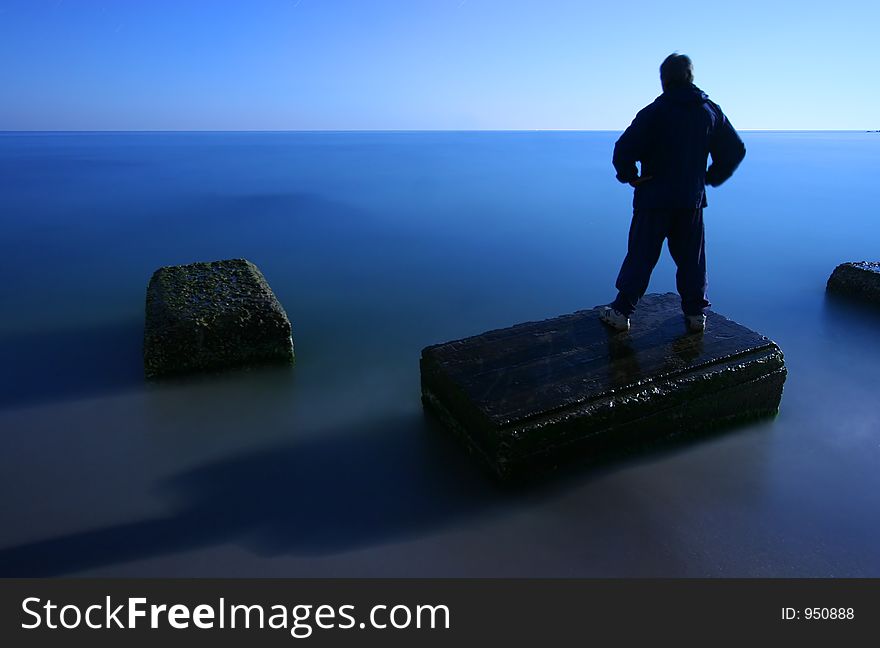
1 0 877 130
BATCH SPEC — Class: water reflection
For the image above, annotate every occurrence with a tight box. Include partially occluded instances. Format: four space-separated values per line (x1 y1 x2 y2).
605 331 642 388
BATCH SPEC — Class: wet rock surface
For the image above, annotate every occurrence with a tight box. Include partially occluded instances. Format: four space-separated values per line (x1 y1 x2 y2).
144 259 294 378
421 293 787 480
826 261 880 304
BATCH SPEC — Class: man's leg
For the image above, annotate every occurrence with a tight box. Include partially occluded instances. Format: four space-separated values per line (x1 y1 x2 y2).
667 207 710 316
611 209 667 316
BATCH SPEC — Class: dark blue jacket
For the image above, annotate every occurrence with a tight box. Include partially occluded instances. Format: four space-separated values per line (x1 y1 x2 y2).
613 84 745 209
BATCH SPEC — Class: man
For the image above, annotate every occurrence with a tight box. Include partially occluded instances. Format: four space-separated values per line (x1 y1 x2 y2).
600 53 746 333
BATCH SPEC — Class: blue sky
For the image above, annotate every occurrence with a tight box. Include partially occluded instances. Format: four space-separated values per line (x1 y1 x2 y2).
1 0 877 130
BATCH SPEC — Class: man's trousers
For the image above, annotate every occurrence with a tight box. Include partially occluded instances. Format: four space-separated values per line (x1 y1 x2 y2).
610 207 710 317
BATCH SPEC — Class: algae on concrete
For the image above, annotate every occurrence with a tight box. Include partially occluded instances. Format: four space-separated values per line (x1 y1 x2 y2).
144 258 294 378
826 261 880 304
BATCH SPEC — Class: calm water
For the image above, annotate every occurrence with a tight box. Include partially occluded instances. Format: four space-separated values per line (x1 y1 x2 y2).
0 131 877 576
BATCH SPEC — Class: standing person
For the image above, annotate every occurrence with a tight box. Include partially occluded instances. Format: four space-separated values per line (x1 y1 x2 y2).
600 53 746 333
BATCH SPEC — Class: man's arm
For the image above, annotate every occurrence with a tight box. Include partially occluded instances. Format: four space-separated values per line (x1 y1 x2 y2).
613 106 653 184
706 109 746 187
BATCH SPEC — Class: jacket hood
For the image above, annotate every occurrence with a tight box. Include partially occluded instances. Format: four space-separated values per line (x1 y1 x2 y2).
662 84 709 104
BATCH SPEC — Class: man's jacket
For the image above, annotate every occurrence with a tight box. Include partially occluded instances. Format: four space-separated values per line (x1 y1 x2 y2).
612 84 746 210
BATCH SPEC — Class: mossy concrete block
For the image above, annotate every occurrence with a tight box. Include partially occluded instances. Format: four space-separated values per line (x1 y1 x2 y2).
421 293 786 480
144 259 294 378
826 261 880 304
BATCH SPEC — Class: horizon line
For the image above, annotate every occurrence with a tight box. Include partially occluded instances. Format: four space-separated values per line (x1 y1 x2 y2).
1 128 876 134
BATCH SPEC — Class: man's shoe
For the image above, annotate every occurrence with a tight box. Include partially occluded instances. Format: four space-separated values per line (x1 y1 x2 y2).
600 306 630 332
685 313 706 333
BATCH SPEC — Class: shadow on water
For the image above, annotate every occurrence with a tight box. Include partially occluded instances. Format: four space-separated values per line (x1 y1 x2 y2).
0 401 775 576
0 412 502 576
823 290 880 324
0 320 145 411
819 292 880 375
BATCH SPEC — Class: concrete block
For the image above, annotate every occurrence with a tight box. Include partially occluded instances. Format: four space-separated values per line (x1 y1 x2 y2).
144 259 294 378
420 293 786 479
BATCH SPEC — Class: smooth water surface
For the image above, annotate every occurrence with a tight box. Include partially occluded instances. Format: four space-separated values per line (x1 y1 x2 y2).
0 131 878 576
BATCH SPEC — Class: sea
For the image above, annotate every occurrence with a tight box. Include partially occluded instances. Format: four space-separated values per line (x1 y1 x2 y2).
0 130 877 576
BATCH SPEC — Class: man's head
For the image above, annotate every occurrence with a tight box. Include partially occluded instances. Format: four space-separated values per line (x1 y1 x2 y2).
660 54 694 91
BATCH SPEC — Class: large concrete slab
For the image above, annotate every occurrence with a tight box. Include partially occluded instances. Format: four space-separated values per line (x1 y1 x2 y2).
826 261 880 304
421 293 786 479
144 259 294 378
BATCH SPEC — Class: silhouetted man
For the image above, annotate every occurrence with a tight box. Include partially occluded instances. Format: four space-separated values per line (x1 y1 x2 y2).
600 54 745 333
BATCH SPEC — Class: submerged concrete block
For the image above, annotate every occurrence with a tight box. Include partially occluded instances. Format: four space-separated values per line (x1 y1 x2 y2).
421 293 786 480
826 261 880 304
144 259 294 378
